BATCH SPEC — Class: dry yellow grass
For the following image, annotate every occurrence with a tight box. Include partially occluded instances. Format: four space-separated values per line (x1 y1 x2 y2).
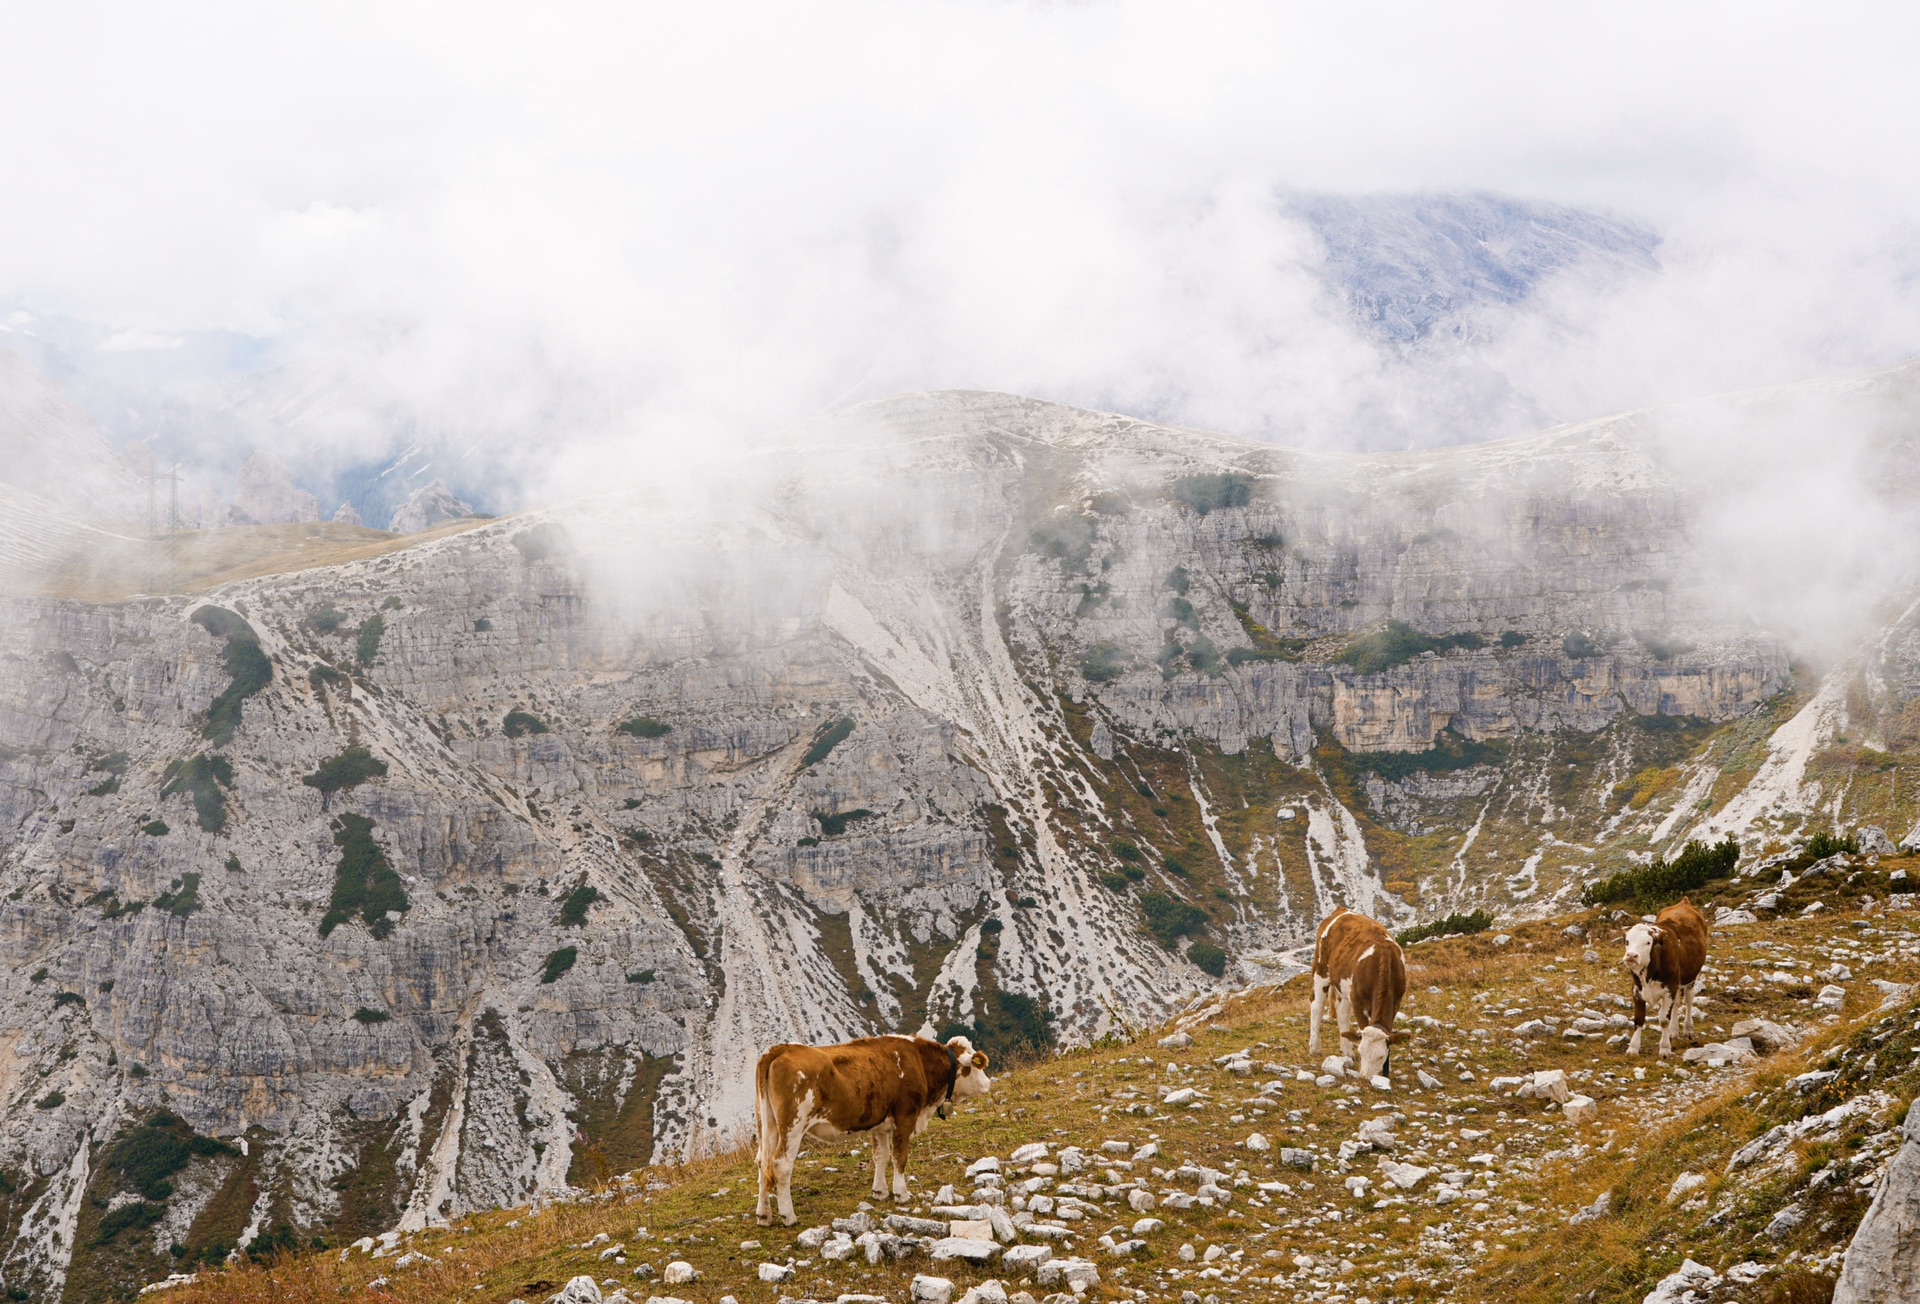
22 517 496 603
151 895 1920 1304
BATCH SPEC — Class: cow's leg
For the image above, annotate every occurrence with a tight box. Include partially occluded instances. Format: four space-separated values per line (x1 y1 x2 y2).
869 1120 895 1199
1627 984 1646 1055
1334 978 1355 1056
1308 973 1329 1054
1658 983 1684 1058
1683 977 1699 1039
755 1135 775 1225
889 1115 916 1202
774 1104 809 1225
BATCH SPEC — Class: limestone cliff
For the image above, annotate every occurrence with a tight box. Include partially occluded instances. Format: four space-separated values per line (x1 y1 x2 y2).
0 386 1911 1299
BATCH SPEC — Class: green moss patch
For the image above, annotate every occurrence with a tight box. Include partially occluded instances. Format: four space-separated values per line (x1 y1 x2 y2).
801 717 854 767
504 708 549 738
616 717 672 739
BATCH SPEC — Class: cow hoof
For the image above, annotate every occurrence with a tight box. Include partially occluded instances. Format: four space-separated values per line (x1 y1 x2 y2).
781 1214 797 1226
755 1214 771 1227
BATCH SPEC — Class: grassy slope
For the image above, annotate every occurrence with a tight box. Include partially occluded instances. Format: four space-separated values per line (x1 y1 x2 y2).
154 853 1920 1304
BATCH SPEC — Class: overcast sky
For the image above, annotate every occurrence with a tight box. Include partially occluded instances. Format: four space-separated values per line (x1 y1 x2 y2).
3 2 1918 493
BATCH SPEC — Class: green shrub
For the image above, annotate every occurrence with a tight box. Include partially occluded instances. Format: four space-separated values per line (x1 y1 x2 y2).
352 1007 390 1024
1226 644 1306 666
93 1201 163 1243
192 606 272 744
1188 940 1229 976
541 946 578 984
802 718 854 767
301 746 388 795
154 873 201 917
1186 636 1222 675
942 990 1056 1067
1162 856 1189 878
1337 621 1487 674
1112 840 1142 862
1635 630 1696 661
1397 909 1495 945
1138 891 1208 948
160 754 233 832
1165 596 1198 628
627 969 655 984
1346 729 1506 783
308 664 347 691
503 708 549 738
1581 837 1740 908
35 1092 65 1110
1563 631 1601 659
559 883 600 926
1804 830 1859 860
53 991 85 1008
1499 630 1527 649
813 809 874 837
1074 582 1110 615
1165 566 1191 594
142 820 169 836
355 614 385 666
86 751 129 799
381 596 403 610
1031 516 1097 571
320 814 409 939
473 618 491 632
306 606 347 633
1099 872 1131 891
1172 473 1252 514
1080 643 1129 683
616 717 672 739
100 1110 235 1201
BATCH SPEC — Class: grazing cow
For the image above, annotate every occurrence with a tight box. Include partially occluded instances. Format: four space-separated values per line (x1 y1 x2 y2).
1307 907 1408 1080
754 1033 991 1226
1622 897 1710 1057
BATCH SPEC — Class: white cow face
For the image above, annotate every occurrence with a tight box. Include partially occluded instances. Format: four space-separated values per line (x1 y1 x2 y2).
1354 1025 1391 1080
1622 923 1662 978
946 1036 993 1100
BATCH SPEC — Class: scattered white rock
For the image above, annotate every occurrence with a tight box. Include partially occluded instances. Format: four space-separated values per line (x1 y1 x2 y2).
1158 1032 1193 1050
1244 1132 1270 1152
1126 1189 1155 1212
1564 1095 1599 1126
1010 1143 1050 1164
1815 984 1847 1010
1416 1069 1443 1090
1379 1160 1431 1190
756 1263 793 1283
1643 1258 1719 1304
550 1278 604 1304
1002 1245 1053 1275
911 1275 956 1304
661 1262 695 1286
1666 1172 1706 1204
930 1237 1001 1263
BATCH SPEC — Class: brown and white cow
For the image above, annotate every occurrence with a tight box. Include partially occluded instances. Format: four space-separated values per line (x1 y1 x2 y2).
1307 907 1408 1080
1622 897 1710 1057
753 1033 991 1226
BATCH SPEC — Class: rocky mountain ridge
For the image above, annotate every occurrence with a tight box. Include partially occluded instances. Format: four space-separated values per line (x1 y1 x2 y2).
0 382 1916 1298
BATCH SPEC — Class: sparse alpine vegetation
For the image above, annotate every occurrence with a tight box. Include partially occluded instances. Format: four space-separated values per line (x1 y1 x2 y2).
801 717 854 767
1397 907 1494 945
1581 835 1740 908
558 882 600 926
1171 471 1253 514
1337 619 1486 674
300 745 388 795
191 605 272 744
319 814 408 939
355 613 385 665
1079 641 1129 682
503 708 549 738
159 753 233 832
616 716 672 739
812 808 874 837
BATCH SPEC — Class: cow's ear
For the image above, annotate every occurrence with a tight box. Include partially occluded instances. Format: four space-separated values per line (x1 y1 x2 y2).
1338 1030 1358 1042
971 1051 990 1072
1387 1030 1411 1043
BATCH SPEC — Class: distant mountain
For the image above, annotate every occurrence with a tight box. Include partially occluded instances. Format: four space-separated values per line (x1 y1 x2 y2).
1288 191 1660 345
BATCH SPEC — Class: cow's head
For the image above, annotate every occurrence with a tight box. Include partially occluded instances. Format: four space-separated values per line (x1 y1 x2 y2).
1339 1026 1407 1080
937 1036 992 1117
1622 922 1662 978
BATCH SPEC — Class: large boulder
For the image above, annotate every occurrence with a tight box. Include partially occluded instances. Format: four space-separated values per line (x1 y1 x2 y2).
388 476 475 533
1834 1098 1920 1301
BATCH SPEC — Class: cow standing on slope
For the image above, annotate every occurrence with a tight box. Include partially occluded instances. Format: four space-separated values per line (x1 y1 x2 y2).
1308 907 1408 1081
1622 897 1710 1057
754 1033 991 1226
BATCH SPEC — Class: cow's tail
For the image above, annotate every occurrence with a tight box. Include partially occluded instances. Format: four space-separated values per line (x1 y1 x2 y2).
753 1052 773 1164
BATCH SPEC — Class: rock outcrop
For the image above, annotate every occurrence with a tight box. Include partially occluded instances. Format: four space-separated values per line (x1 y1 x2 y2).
231 451 321 525
387 478 474 533
1834 1101 1920 1302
